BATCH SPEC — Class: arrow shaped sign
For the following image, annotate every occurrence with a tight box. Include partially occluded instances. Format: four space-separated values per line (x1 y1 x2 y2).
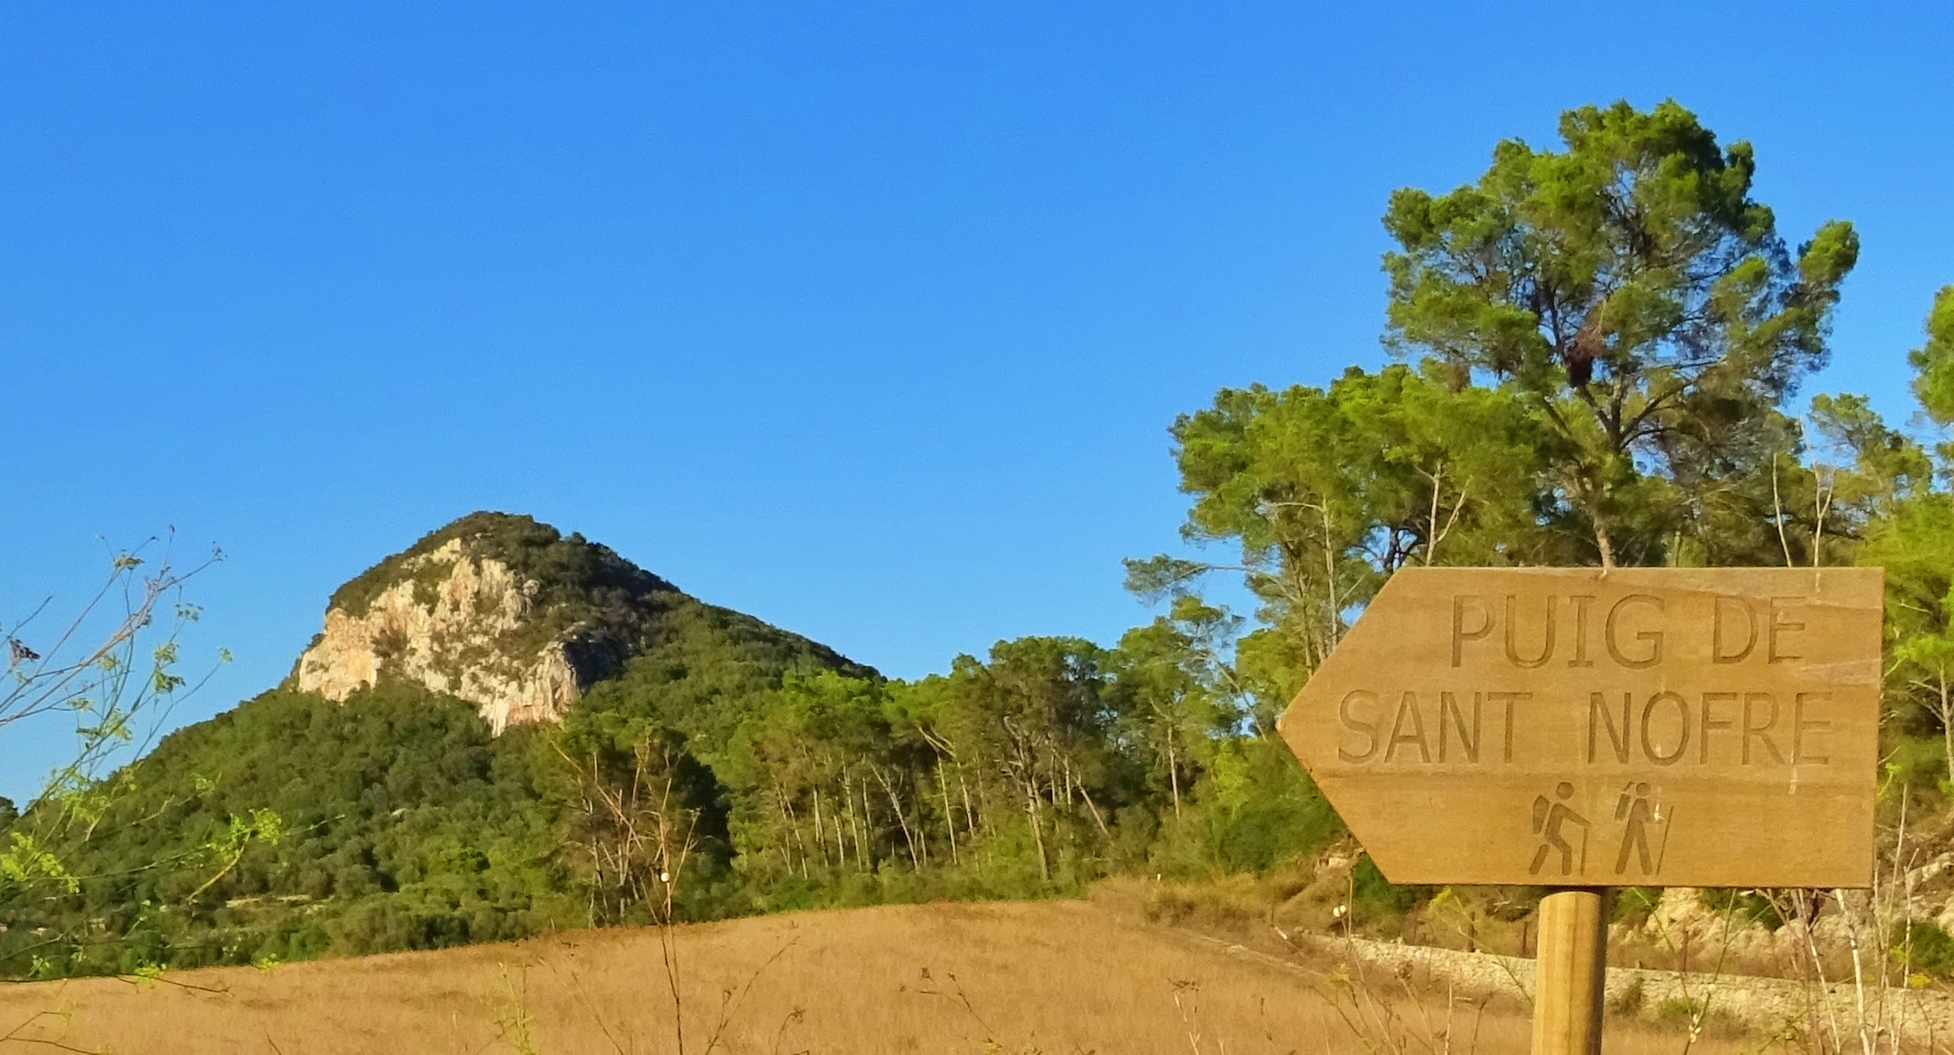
1276 567 1882 888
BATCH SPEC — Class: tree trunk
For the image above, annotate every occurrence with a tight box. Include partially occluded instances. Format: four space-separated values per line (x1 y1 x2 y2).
1027 792 1049 882
813 787 827 867
846 774 866 869
831 785 846 863
1078 785 1111 841
895 797 918 869
783 798 809 879
914 769 930 869
1940 674 1954 787
872 765 919 869
940 773 960 865
958 765 976 834
861 780 875 867
1595 522 1616 570
1167 733 1181 819
773 789 797 877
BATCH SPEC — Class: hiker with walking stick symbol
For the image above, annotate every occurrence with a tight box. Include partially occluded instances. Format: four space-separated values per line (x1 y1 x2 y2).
1613 781 1671 877
1529 781 1590 876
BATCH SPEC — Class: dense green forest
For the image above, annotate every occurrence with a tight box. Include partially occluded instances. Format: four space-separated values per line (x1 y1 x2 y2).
8 98 1954 979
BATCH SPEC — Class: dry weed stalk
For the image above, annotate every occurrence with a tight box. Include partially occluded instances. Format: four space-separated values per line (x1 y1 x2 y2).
547 734 802 1055
1303 860 1489 1055
555 733 700 1054
543 957 636 1055
698 938 799 1055
491 964 541 1055
1312 951 1487 1055
904 967 1004 1047
1756 783 1939 1055
0 537 233 1050
1617 887 1742 1053
767 1006 808 1055
0 1004 95 1055
544 937 798 1055
904 966 1083 1055
1169 977 1208 1055
1172 976 1295 1055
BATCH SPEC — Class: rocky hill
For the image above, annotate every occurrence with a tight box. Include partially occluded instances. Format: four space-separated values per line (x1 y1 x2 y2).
290 512 854 733
0 511 879 977
293 513 674 732
2 510 1344 983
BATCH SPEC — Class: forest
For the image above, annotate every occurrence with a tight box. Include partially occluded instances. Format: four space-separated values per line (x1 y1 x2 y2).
6 98 1954 980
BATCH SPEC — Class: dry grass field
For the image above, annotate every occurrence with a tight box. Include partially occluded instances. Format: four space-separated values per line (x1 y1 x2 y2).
0 899 1750 1055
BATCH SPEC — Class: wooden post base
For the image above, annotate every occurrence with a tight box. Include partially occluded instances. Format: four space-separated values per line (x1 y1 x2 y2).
1532 889 1609 1055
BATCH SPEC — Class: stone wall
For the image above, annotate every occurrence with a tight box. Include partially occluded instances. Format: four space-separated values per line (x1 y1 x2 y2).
1293 931 1954 1046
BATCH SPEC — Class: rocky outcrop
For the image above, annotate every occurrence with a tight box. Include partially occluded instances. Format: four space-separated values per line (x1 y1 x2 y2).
295 538 607 733
291 509 864 736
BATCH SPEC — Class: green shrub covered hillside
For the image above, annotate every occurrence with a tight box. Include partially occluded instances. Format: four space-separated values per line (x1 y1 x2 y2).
0 512 1339 977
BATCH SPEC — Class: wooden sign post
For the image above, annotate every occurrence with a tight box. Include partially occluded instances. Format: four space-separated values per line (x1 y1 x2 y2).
1276 568 1883 1055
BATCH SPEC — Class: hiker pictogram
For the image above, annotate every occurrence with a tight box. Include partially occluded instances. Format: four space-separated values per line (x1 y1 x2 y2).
1613 781 1672 877
1528 781 1590 877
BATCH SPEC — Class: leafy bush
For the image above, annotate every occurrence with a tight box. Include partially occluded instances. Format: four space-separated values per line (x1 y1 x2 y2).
1350 856 1425 925
1896 919 1954 978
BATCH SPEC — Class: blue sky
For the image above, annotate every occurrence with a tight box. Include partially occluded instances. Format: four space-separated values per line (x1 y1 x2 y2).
4 1 1951 802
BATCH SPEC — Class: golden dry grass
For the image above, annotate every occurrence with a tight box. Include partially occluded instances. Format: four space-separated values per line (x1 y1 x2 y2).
0 900 1750 1055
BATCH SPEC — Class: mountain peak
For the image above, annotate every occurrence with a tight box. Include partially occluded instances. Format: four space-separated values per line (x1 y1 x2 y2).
325 511 671 617
296 512 677 732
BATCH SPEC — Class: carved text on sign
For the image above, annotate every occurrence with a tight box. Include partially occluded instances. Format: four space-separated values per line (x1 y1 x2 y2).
1277 568 1881 888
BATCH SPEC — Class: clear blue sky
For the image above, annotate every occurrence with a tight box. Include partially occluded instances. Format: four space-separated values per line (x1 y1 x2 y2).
4 1 1950 803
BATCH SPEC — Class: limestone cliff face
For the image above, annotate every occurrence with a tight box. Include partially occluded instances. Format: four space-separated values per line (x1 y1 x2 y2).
295 536 618 734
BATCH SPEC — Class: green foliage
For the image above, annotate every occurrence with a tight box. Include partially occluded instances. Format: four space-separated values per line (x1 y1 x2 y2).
1 610 1350 977
0 512 918 978
326 511 669 620
4 505 1359 976
1907 286 1954 430
1657 996 1703 1026
1896 919 1954 979
1699 887 1782 928
1856 294 1954 789
0 683 574 974
1136 363 1559 692
1183 736 1341 875
0 831 76 895
1382 99 1856 567
1612 886 1662 924
571 589 873 761
0 568 1358 978
1349 856 1424 925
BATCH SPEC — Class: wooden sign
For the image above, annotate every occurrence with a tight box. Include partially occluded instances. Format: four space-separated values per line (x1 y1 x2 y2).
1277 567 1882 888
